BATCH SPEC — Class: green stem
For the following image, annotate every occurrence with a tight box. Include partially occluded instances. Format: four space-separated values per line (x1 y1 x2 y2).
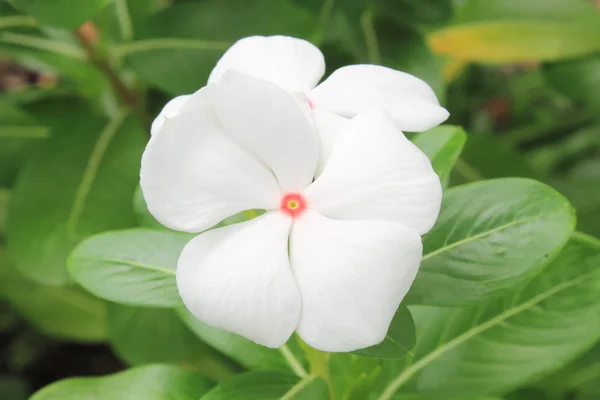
360 6 381 64
303 345 334 399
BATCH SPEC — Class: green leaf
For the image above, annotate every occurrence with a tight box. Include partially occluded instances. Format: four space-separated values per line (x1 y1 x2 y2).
6 110 145 285
201 372 328 400
122 0 317 94
377 18 445 100
411 125 466 187
545 54 600 113
68 229 191 307
450 134 540 185
178 308 309 377
376 233 600 399
7 0 112 29
107 304 238 381
428 21 600 63
0 249 107 341
375 0 453 25
329 354 381 400
30 364 212 400
405 178 575 306
352 306 416 359
453 0 600 23
0 376 29 400
0 101 48 186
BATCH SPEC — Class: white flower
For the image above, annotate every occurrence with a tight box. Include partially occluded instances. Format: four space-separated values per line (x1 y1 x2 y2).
141 70 442 352
151 35 449 173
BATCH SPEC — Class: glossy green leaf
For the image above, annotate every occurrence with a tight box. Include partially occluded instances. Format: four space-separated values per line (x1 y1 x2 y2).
201 372 328 400
412 125 466 187
389 234 600 398
428 21 600 63
352 306 416 359
122 0 316 94
0 250 107 341
545 54 600 112
406 178 575 306
107 304 237 381
178 308 308 377
68 229 191 307
7 0 112 29
30 364 212 400
6 110 145 284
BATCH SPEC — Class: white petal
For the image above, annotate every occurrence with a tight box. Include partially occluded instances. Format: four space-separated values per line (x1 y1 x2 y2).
150 95 191 136
311 65 449 132
140 88 281 233
313 110 351 177
208 35 325 92
290 210 422 352
177 212 300 348
215 70 319 192
305 110 442 235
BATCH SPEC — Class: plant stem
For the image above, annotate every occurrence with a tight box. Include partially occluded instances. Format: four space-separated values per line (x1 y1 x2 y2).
73 24 151 131
361 6 381 65
303 345 334 398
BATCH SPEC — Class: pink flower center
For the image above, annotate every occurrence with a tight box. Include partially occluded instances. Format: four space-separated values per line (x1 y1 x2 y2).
280 193 306 217
307 97 315 111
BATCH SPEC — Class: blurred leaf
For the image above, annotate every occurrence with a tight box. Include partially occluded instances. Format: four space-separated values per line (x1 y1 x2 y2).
0 101 48 186
412 125 466 187
404 233 600 397
133 185 162 228
68 229 191 307
0 189 9 234
545 54 600 112
453 0 600 23
406 178 575 306
123 0 316 95
178 308 308 377
377 17 446 99
0 250 107 341
451 134 540 185
30 364 212 400
201 372 328 400
7 110 145 285
7 0 111 29
375 0 453 26
352 306 416 359
429 22 600 63
107 304 236 381
0 376 30 400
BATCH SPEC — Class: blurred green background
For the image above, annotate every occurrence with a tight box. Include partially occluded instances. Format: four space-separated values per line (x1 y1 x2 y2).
1 0 600 399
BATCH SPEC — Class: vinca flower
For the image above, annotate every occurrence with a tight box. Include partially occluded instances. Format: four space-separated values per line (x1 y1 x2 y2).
141 70 442 351
151 35 448 173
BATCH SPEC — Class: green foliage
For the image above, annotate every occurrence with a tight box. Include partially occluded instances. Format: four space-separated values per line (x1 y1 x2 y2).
2 0 600 399
406 178 575 306
7 0 112 29
68 228 190 307
6 109 145 284
30 364 213 400
201 372 328 400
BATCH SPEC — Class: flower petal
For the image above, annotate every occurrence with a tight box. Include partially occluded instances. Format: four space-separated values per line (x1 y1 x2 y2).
305 110 442 235
290 210 422 352
311 65 449 132
208 35 325 92
177 212 300 348
140 88 281 233
215 70 319 192
150 95 191 136
313 110 351 177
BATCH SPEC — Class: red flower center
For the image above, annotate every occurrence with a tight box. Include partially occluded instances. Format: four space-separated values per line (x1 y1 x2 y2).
280 193 306 217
